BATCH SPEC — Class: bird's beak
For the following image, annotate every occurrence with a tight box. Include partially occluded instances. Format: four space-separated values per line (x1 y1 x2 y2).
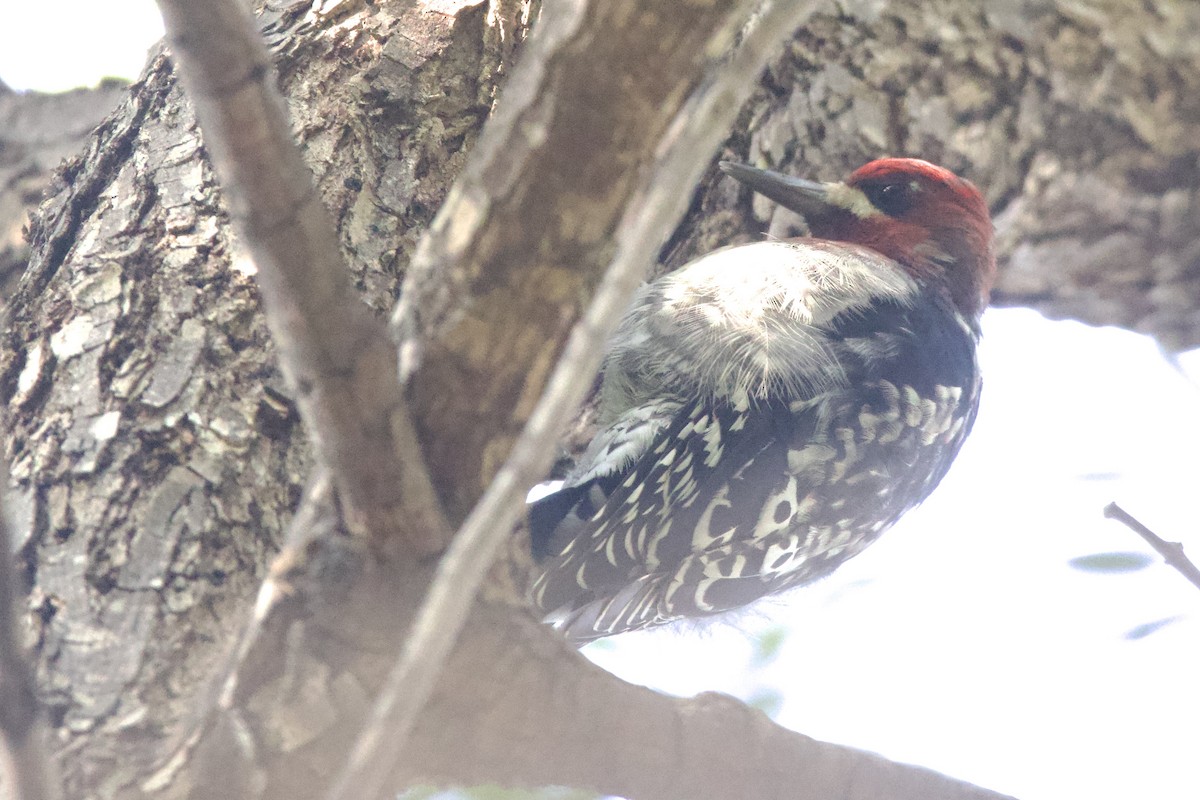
719 161 835 220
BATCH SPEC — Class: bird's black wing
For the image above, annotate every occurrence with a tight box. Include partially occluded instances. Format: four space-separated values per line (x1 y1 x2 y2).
529 295 979 643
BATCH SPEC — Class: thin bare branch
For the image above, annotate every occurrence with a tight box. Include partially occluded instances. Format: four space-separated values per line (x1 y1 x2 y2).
0 458 59 800
154 0 448 554
1104 502 1200 593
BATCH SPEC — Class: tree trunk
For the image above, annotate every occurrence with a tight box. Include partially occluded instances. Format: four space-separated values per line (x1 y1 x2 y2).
1 0 1197 798
0 80 131 305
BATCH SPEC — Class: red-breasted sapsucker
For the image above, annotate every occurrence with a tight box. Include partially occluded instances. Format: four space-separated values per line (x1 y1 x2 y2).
528 158 995 644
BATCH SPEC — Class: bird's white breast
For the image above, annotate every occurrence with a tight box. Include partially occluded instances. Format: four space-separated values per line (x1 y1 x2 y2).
601 240 920 414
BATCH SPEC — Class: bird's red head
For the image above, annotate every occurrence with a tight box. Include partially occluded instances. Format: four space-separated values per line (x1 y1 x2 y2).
721 158 996 320
834 159 994 319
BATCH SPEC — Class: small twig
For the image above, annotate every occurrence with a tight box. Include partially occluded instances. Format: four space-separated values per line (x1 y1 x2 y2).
0 458 61 800
1104 502 1200 593
330 1 824 797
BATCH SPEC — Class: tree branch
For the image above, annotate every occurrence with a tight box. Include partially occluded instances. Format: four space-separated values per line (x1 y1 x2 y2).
1104 502 1200 593
402 609 1019 800
154 0 448 555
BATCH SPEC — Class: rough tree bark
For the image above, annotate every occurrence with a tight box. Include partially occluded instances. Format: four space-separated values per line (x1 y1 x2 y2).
0 0 1197 799
0 80 131 306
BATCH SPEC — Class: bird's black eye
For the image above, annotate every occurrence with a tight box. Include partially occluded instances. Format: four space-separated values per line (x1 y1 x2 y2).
863 181 918 217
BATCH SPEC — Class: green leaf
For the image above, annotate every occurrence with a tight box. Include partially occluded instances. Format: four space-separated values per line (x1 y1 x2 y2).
1068 552 1154 574
1076 471 1122 482
751 626 787 666
746 689 784 719
1125 616 1184 640
396 788 442 800
456 785 597 800
583 637 616 652
470 787 533 800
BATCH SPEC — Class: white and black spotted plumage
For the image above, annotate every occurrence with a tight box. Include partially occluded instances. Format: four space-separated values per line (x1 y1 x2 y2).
528 159 993 644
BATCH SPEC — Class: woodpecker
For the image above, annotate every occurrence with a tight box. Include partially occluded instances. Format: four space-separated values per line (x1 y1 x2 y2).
528 158 995 644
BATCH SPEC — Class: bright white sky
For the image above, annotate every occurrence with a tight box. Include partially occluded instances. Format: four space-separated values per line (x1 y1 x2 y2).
0 1 163 92
3 4 1199 800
